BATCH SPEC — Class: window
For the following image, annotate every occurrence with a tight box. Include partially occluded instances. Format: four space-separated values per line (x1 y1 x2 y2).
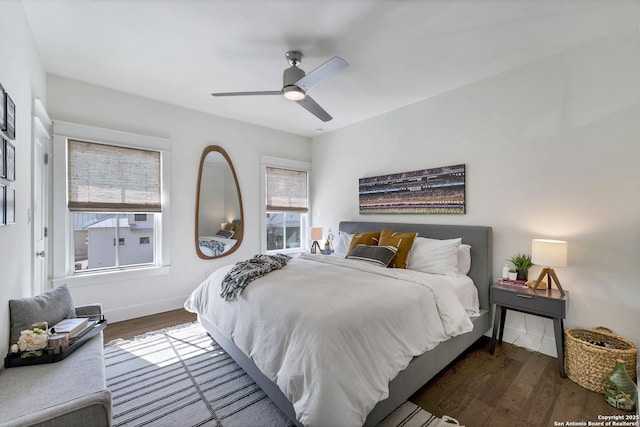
66 139 160 272
262 158 311 253
52 121 171 284
72 212 155 271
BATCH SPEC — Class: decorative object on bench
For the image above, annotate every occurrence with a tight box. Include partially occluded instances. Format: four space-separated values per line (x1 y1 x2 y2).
5 284 107 367
0 293 111 427
15 327 49 356
52 317 88 336
5 319 106 367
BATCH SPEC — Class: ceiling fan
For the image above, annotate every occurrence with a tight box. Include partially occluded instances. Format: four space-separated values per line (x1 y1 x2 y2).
211 50 348 122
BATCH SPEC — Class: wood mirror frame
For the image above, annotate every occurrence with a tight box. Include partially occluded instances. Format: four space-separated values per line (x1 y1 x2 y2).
195 145 244 259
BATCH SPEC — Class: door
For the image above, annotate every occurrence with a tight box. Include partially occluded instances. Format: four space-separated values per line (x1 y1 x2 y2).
32 98 51 294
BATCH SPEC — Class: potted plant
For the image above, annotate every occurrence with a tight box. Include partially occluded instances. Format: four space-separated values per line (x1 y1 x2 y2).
509 252 533 281
508 269 518 281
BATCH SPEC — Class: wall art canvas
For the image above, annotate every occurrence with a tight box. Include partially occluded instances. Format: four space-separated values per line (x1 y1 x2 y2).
359 164 465 214
5 94 15 139
5 187 14 224
5 140 14 181
0 138 4 179
0 184 5 226
0 83 6 133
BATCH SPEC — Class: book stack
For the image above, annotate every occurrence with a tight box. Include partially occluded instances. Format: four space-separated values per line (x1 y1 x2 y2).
52 317 97 342
496 279 528 289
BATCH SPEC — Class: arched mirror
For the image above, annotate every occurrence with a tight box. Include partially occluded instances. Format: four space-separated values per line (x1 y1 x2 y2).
195 145 244 259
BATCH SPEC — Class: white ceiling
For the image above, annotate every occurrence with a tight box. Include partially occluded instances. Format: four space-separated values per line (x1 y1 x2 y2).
21 0 640 137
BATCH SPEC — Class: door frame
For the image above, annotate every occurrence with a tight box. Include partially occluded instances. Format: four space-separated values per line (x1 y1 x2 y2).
32 98 52 295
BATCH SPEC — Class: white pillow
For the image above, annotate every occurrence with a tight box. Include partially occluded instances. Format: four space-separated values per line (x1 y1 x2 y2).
458 244 472 275
333 231 353 258
407 237 461 276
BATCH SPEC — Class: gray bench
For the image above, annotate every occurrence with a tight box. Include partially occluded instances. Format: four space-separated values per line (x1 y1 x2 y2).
0 305 111 427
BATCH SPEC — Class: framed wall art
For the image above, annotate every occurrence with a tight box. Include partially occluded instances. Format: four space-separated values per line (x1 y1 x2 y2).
5 93 15 140
0 184 5 226
5 140 14 181
0 83 5 133
359 164 466 214
5 186 14 225
0 138 4 179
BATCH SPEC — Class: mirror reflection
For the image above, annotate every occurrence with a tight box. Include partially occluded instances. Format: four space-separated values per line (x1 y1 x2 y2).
195 145 244 259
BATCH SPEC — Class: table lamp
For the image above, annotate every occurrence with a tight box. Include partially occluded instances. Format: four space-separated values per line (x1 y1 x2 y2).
531 239 568 296
310 227 323 253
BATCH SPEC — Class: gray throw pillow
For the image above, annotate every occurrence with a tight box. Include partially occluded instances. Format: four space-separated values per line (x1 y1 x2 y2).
8 284 76 346
216 229 234 239
347 244 398 267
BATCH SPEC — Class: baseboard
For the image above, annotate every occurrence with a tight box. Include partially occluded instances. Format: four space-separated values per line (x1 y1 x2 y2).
103 295 188 323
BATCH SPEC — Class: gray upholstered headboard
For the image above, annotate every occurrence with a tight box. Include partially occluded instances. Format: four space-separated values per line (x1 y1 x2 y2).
339 221 493 310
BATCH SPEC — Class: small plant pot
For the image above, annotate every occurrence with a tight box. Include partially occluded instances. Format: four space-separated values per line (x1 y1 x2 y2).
508 272 518 280
516 269 528 281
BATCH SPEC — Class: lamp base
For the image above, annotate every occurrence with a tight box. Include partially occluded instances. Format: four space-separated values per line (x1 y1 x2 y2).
532 267 565 296
310 240 321 254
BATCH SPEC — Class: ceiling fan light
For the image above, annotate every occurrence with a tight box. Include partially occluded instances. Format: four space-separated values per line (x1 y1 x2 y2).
283 86 306 101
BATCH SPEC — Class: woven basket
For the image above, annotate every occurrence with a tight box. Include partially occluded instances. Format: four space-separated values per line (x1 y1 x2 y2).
565 326 637 393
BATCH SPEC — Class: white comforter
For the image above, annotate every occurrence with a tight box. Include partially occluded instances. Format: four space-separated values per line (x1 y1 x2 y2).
184 254 473 427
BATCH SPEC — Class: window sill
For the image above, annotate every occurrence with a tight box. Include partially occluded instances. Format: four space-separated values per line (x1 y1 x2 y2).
52 265 171 288
266 249 308 256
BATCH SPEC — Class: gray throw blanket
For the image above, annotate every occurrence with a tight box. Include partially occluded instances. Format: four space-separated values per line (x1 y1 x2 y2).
199 239 226 256
220 254 291 301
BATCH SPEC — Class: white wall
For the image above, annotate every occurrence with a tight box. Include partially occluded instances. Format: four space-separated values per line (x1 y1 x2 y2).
47 75 310 323
311 29 640 363
0 1 47 357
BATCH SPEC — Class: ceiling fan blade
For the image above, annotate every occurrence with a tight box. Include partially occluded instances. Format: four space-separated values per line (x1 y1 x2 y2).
211 91 281 97
296 96 332 122
295 56 348 92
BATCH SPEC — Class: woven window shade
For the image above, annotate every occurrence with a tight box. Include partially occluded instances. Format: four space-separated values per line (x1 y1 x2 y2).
266 167 308 212
68 139 161 212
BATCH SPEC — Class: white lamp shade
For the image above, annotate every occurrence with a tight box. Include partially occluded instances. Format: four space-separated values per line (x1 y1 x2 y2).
310 227 323 241
531 239 568 267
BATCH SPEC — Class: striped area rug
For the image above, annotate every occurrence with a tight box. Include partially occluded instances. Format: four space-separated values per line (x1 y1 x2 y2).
105 322 455 427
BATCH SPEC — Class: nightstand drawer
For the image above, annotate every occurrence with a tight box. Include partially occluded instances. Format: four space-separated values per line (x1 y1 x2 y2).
491 287 566 318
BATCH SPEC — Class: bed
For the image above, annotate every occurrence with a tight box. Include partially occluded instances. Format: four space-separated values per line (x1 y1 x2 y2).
185 221 492 426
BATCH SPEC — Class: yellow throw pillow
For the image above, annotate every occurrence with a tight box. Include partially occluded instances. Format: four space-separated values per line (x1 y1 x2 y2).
379 228 418 269
345 231 381 257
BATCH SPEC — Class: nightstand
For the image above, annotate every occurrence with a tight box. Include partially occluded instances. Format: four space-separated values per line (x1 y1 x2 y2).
489 283 568 377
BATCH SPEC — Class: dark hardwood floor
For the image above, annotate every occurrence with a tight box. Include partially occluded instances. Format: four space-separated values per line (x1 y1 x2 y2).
410 337 628 427
104 309 628 427
102 308 196 343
